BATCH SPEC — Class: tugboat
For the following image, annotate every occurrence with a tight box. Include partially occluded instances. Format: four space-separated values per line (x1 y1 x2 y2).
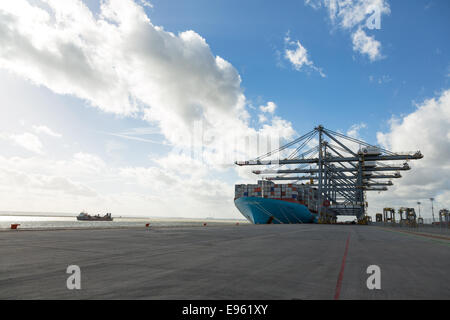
77 211 113 221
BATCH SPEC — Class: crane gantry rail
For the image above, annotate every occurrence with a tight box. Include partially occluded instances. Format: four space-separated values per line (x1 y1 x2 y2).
235 125 423 221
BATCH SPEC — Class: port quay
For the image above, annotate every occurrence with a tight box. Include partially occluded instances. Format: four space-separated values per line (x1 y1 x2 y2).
1 224 449 302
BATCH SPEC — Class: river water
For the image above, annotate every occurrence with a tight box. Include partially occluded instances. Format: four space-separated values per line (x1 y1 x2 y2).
0 214 246 230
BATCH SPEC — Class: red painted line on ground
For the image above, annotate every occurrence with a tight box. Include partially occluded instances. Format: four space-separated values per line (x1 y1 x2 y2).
334 234 350 300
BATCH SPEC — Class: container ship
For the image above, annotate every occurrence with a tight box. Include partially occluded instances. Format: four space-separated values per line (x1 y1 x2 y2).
234 180 319 224
77 212 113 221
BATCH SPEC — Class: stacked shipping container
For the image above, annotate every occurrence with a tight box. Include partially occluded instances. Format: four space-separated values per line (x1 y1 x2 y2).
235 180 319 212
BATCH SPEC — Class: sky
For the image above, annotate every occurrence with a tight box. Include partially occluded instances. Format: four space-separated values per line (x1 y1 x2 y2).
0 0 449 220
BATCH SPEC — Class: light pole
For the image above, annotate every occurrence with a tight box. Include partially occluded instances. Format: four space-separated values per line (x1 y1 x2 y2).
430 198 435 222
417 201 421 218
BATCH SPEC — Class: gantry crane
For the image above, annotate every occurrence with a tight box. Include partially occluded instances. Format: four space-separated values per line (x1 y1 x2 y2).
235 125 423 222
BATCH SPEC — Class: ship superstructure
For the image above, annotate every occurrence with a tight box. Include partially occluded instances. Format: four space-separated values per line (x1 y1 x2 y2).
77 212 113 221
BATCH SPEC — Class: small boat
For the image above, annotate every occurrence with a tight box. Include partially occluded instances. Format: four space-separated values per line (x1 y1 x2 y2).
77 212 113 221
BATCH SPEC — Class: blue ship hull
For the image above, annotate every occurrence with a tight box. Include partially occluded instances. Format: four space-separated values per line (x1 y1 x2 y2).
235 197 318 224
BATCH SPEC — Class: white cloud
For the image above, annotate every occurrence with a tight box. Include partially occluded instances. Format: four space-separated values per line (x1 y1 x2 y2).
0 0 298 218
334 0 390 30
285 40 309 70
347 122 367 138
305 0 390 61
369 74 392 84
72 152 107 174
0 151 237 217
304 0 323 10
259 101 277 114
0 0 243 137
107 132 164 145
284 34 326 77
368 89 450 217
0 0 294 164
152 153 208 179
105 140 126 155
5 132 44 154
352 28 383 62
0 168 97 197
139 0 153 8
32 125 62 138
305 0 391 30
259 117 297 145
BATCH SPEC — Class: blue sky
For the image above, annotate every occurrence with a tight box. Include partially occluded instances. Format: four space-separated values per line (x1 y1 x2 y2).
145 0 449 137
0 0 449 218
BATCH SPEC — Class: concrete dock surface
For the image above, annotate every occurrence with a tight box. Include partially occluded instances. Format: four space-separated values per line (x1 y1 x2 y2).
0 224 449 299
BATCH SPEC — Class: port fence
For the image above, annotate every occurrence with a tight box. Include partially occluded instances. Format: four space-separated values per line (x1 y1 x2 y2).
371 218 450 236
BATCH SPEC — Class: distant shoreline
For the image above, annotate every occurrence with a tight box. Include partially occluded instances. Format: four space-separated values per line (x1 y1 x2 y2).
0 211 247 221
